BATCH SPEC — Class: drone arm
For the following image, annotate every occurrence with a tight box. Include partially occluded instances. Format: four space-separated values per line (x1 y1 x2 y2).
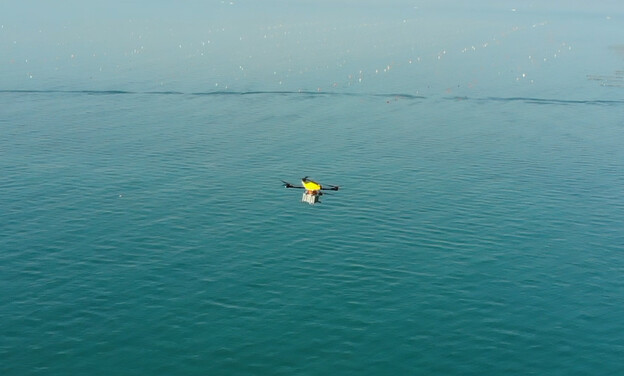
282 180 304 189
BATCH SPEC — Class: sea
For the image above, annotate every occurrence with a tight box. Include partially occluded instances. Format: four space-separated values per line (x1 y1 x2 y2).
1 1 623 375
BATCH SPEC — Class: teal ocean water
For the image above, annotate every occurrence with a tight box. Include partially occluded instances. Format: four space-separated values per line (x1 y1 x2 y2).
2 2 624 375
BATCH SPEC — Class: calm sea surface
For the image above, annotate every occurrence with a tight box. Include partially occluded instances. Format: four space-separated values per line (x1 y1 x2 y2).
2 2 624 375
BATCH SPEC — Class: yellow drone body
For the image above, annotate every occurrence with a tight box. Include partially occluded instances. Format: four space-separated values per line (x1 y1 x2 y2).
302 178 322 192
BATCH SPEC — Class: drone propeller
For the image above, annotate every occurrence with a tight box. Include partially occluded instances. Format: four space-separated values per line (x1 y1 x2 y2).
282 180 303 189
321 184 340 191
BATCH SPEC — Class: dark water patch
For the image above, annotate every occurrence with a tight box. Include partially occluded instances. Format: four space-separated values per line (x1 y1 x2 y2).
0 89 135 95
190 90 248 96
0 88 425 100
468 96 624 106
2 89 619 105
78 90 134 95
145 91 185 95
190 90 426 100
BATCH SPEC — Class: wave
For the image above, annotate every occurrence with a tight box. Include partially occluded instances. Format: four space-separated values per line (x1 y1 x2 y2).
0 89 135 95
0 89 620 105
474 96 624 106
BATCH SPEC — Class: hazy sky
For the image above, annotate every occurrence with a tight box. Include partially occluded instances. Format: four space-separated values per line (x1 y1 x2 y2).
1 1 622 94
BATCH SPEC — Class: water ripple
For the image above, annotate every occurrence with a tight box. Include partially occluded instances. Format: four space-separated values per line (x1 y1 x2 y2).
2 84 623 375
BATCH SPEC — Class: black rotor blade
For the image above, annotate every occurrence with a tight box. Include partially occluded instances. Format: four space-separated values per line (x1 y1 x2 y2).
281 180 303 189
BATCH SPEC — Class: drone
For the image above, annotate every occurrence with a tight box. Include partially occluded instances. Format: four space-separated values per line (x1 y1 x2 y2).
281 176 340 204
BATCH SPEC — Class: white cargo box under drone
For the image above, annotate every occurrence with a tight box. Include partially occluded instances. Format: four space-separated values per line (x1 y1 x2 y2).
301 192 321 205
